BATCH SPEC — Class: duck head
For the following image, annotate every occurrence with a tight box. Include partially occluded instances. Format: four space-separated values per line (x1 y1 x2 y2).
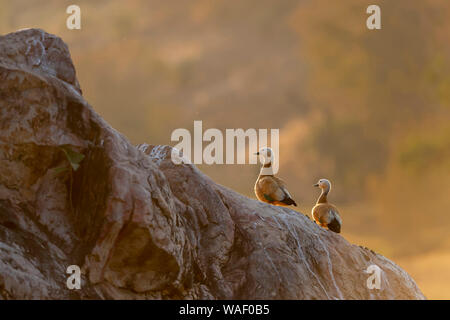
254 147 273 165
314 178 331 192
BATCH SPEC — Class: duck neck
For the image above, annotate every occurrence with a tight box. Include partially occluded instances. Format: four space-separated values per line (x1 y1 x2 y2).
259 162 273 176
317 188 329 204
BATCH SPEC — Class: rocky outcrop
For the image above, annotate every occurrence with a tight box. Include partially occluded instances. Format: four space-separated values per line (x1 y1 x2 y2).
0 29 425 300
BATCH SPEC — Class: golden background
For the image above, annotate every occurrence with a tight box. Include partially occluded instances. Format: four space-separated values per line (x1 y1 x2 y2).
1 0 449 299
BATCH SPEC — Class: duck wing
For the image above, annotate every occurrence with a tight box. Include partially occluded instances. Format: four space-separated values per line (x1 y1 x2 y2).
325 206 342 233
258 176 297 206
257 176 287 202
273 176 297 206
312 204 341 230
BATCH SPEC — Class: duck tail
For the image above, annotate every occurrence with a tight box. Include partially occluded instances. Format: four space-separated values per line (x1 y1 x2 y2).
282 198 297 207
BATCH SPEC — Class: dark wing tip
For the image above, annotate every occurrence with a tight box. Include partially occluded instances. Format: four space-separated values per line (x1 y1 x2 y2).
281 197 297 207
327 218 341 233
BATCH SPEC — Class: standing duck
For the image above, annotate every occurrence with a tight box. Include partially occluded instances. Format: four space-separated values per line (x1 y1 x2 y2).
254 147 297 207
312 179 342 233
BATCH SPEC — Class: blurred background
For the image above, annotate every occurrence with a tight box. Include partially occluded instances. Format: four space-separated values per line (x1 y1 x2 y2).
1 0 449 299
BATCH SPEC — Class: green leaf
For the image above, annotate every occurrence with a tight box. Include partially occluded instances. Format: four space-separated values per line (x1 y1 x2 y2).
60 146 85 171
53 165 69 175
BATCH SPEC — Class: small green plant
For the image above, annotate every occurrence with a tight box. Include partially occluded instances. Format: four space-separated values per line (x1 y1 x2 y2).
54 145 85 173
54 146 85 213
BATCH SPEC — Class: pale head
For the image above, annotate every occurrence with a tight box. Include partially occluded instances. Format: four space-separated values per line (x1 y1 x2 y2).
255 147 273 164
314 178 331 190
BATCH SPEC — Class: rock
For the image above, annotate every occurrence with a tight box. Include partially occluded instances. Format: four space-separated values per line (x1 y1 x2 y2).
0 29 425 300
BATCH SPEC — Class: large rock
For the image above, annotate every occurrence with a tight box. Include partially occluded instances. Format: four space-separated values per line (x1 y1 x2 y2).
0 29 425 300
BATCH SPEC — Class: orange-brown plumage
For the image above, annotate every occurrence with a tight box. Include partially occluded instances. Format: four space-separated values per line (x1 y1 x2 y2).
312 179 342 233
254 147 297 207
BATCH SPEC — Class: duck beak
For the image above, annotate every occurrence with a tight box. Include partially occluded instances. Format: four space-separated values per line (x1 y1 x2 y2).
313 183 319 187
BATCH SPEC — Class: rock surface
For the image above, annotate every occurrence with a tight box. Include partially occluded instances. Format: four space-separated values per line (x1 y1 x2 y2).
0 29 425 300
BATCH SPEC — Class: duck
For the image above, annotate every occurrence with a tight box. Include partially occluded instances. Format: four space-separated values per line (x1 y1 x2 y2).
312 178 342 233
254 147 297 207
